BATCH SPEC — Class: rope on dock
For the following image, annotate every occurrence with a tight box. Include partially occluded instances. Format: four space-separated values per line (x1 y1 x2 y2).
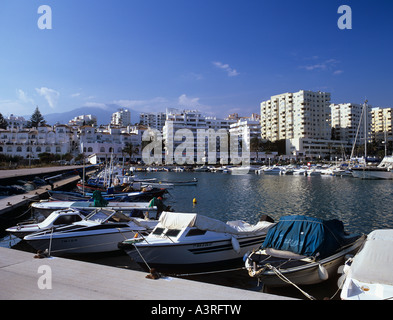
265 264 316 300
169 266 247 277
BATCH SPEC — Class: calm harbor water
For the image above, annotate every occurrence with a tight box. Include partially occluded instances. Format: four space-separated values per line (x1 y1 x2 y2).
1 171 393 300
144 171 393 235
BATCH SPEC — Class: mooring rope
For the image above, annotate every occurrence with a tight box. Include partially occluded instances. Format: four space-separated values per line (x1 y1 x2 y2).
265 264 316 300
132 243 152 272
170 266 246 277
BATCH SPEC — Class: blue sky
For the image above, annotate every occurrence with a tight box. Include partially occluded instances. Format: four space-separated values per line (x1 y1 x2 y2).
0 0 392 120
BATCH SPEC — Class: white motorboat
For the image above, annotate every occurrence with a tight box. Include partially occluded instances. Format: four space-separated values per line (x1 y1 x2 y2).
119 211 275 273
144 178 198 188
263 166 284 175
6 208 85 239
351 156 393 180
307 168 322 176
340 229 393 300
30 200 157 218
194 165 209 172
244 215 365 287
24 209 158 255
161 178 198 186
292 167 307 175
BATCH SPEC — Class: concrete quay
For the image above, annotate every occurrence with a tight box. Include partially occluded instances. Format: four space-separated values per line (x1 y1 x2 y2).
0 165 86 182
0 166 95 217
0 247 294 300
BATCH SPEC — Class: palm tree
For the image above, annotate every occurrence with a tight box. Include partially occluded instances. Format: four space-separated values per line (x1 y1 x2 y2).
0 113 7 129
122 143 139 163
250 136 263 162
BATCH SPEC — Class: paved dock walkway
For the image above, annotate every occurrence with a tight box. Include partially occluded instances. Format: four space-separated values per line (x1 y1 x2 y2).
0 175 80 216
0 165 85 180
0 247 293 300
0 166 96 217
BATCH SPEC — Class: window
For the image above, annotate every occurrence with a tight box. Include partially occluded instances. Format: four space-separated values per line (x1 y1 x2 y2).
100 147 105 152
7 146 12 152
152 227 165 236
46 147 51 152
16 146 22 152
88 147 93 152
36 146 41 152
186 229 207 237
53 215 82 225
165 229 181 237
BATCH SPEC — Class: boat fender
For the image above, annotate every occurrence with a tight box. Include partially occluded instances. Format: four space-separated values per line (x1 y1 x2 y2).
231 236 241 253
318 264 329 281
243 251 250 262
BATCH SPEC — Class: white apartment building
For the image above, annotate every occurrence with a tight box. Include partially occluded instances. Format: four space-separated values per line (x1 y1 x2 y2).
205 116 237 131
162 109 209 164
79 125 144 163
6 114 28 130
68 114 97 127
161 109 260 164
330 103 371 145
260 90 356 159
139 112 166 131
229 114 261 150
0 125 76 160
260 90 331 142
111 108 131 126
371 107 393 142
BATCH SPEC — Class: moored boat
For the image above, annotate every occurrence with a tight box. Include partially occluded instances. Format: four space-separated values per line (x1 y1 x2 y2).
30 200 157 218
351 156 393 180
24 209 158 255
119 211 275 273
244 215 365 287
340 229 393 300
6 208 85 239
263 166 284 175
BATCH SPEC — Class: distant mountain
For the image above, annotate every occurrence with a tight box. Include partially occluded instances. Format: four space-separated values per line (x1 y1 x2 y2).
26 106 140 126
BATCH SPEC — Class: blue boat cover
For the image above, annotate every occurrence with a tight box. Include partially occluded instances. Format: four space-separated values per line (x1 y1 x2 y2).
261 215 357 258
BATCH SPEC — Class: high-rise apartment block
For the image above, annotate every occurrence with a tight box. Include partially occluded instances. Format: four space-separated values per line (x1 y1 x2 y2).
330 103 371 145
371 107 393 142
140 112 166 131
260 90 356 160
260 90 331 142
111 108 131 126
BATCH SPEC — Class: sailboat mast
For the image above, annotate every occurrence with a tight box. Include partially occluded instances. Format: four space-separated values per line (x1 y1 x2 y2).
364 100 368 162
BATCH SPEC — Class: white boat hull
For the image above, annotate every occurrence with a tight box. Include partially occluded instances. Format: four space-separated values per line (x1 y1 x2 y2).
123 234 266 273
341 277 393 300
25 228 137 255
31 201 154 217
351 168 393 180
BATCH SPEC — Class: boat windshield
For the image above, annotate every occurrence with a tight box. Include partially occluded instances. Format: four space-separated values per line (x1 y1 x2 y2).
85 209 116 223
